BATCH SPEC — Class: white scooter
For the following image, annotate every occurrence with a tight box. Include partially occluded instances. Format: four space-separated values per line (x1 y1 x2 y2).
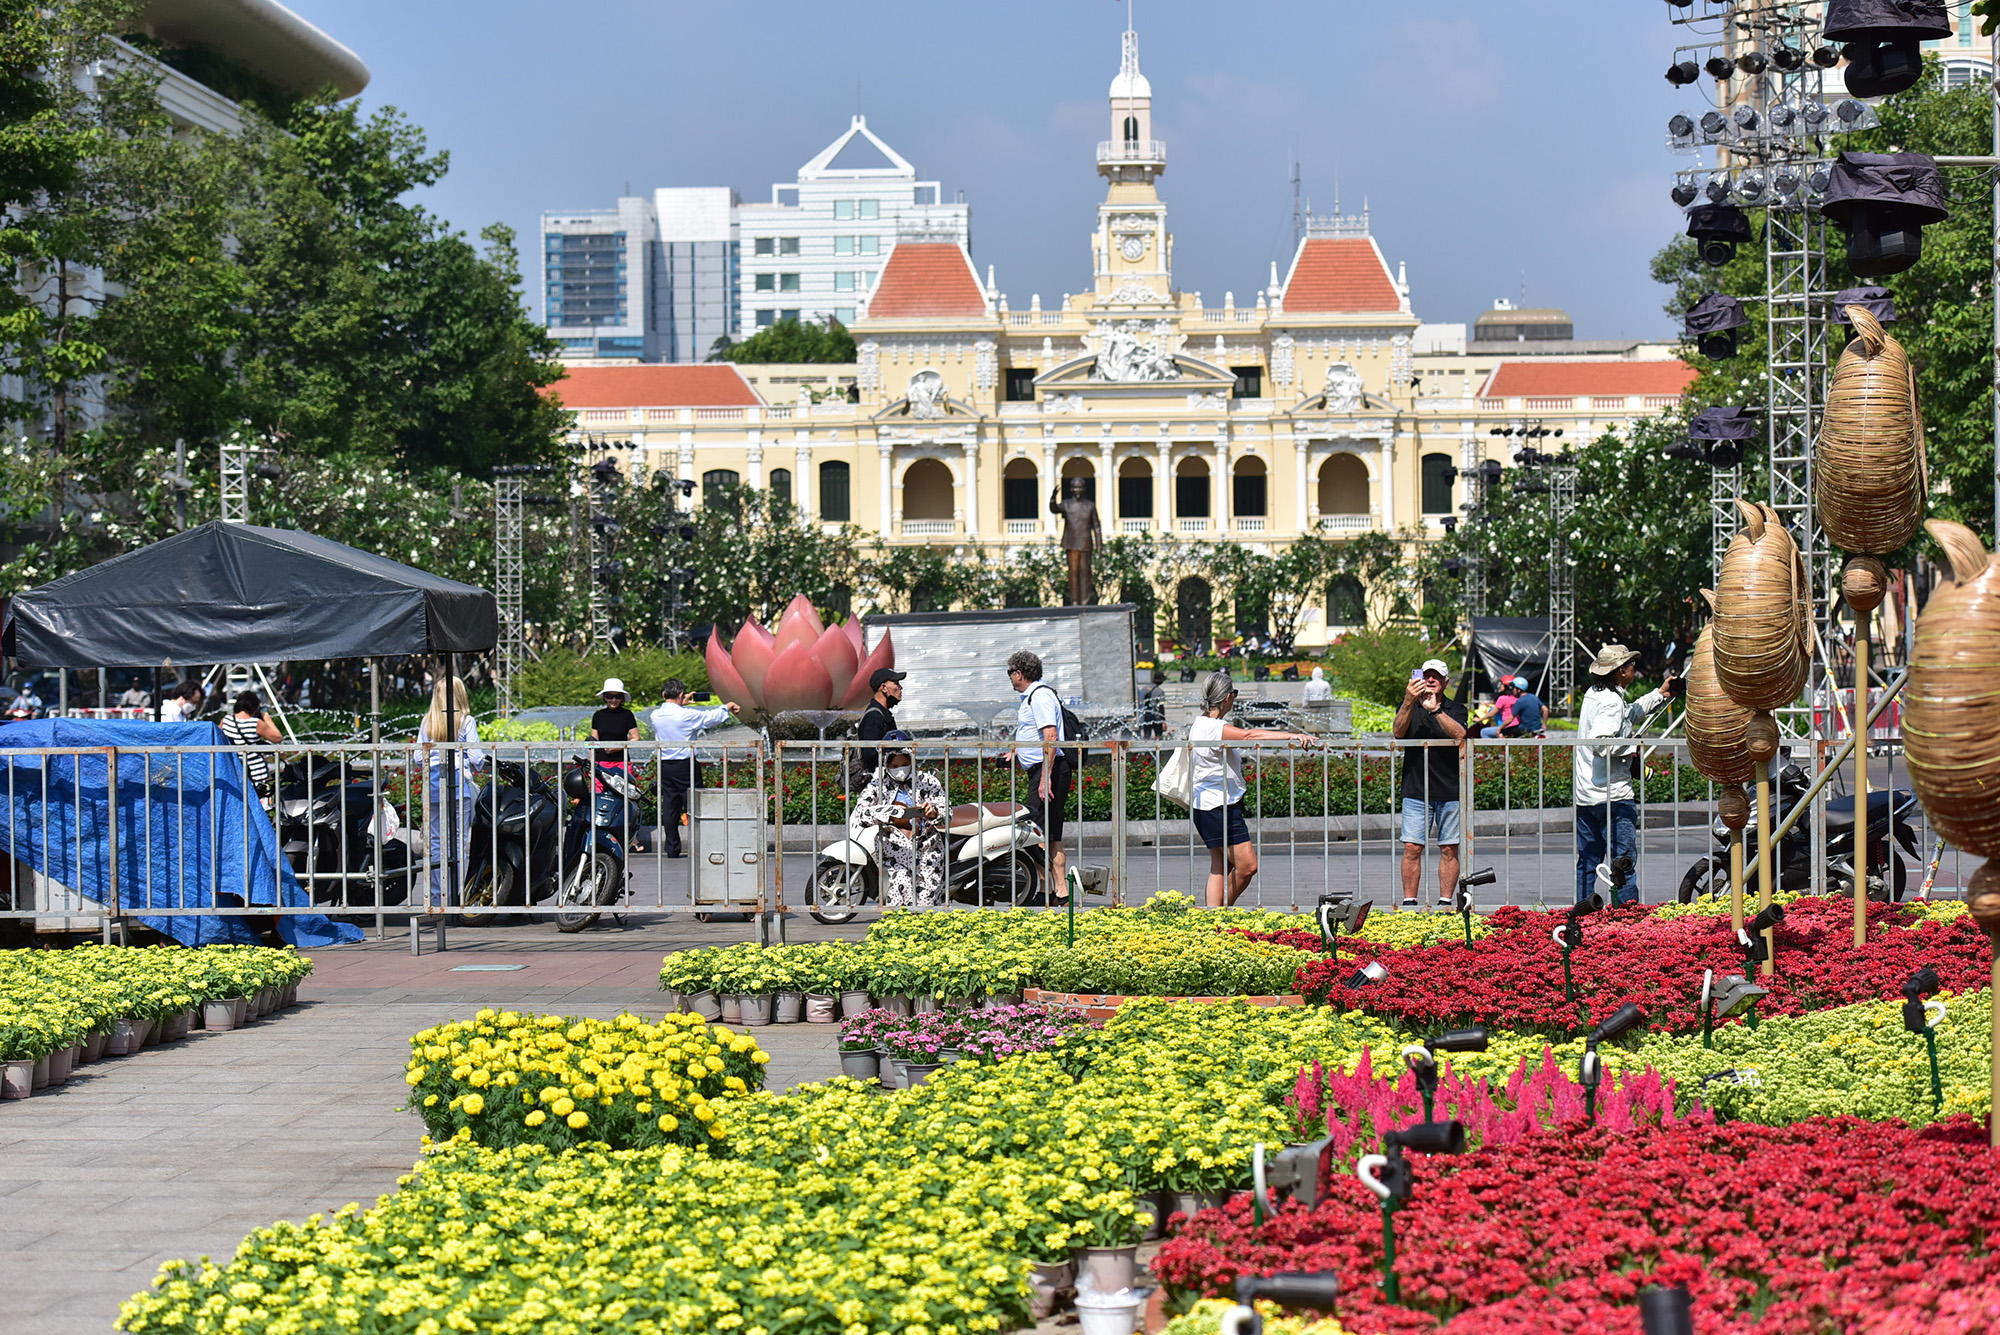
809 797 1046 924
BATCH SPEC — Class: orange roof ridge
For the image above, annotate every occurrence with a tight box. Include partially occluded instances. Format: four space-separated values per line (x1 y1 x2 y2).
542 364 762 409
1482 361 1696 398
1280 237 1400 313
867 242 987 319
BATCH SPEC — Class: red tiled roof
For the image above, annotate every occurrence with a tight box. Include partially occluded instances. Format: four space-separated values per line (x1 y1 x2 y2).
866 243 987 319
1280 238 1400 313
1481 361 1697 397
543 364 760 409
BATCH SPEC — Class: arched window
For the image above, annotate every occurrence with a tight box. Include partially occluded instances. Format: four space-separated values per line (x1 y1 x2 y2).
702 469 740 515
1318 454 1369 515
1118 456 1153 519
1060 457 1097 502
1123 115 1140 146
1326 575 1366 628
819 461 850 522
1176 576 1213 652
1175 457 1210 518
1421 453 1456 516
1233 456 1267 518
1003 458 1039 521
902 459 954 520
769 468 791 509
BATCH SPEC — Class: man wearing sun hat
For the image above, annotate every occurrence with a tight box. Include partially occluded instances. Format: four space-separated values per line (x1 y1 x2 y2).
1392 656 1468 909
1575 643 1677 906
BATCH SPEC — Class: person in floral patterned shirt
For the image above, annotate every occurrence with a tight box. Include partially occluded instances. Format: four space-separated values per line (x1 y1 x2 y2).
850 730 947 907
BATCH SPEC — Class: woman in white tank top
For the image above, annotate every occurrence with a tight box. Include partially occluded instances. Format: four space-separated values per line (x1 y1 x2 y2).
1186 672 1317 906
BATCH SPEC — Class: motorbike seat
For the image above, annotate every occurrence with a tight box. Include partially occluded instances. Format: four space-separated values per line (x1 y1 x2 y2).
947 802 1025 836
1823 790 1914 833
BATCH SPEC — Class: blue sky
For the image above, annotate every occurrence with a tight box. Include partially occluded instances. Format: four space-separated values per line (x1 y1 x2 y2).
280 1 1685 338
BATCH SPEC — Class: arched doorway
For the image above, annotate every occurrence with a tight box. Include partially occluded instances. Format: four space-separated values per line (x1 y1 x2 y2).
1177 575 1213 653
902 458 954 520
1060 455 1096 503
1003 457 1039 523
818 460 851 522
1421 452 1456 516
1119 580 1156 648
1175 456 1210 525
1317 454 1369 516
1118 456 1153 521
1232 456 1267 520
1326 575 1365 628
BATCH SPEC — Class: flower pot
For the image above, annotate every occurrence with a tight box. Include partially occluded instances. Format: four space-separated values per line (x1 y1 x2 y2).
880 1057 904 1090
82 1029 107 1063
31 1055 48 1089
685 990 722 1021
1075 1290 1144 1335
662 989 682 1014
806 993 839 1023
1079 1245 1139 1296
912 994 939 1015
739 994 773 1027
838 1049 881 1080
720 994 743 1025
161 1011 191 1043
0 1060 30 1100
47 1046 71 1085
882 995 914 1017
260 986 279 1015
773 991 804 1023
202 1000 237 1033
1142 1191 1169 1240
982 993 1023 1010
903 1061 941 1085
838 989 873 1019
939 1047 964 1064
1172 1191 1214 1222
1028 1259 1075 1320
107 1017 142 1056
228 997 249 1027
281 981 299 1008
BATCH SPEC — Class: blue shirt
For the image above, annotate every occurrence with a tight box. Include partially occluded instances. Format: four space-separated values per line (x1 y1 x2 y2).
1513 693 1545 732
649 701 732 760
1014 683 1064 768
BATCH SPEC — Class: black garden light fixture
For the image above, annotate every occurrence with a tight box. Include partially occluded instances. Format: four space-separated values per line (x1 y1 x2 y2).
1824 0 1953 99
1357 1121 1466 1305
1315 891 1371 952
1219 1273 1342 1335
1901 966 1946 1115
1344 960 1388 990
1741 903 1786 972
1402 1027 1490 1123
1700 969 1769 1048
1455 867 1496 944
1553 891 1606 1005
1639 1284 1695 1335
1821 151 1949 278
1579 1003 1648 1125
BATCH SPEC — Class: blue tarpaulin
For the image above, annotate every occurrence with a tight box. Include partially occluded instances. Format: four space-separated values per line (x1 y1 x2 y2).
0 719 360 947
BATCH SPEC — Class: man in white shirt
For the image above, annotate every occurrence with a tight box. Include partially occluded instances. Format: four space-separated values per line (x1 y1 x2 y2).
1574 643 1676 905
649 678 737 857
1006 650 1072 903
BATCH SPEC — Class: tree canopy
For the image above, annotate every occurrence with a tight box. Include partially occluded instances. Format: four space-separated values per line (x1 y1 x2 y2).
718 317 856 364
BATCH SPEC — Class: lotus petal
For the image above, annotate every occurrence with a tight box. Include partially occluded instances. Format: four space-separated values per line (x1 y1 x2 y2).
841 617 866 656
811 623 859 705
762 640 834 714
731 616 776 704
773 594 825 657
841 629 895 709
705 633 759 715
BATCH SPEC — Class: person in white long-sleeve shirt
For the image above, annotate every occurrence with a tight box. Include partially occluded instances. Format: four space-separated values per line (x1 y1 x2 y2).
649 678 737 857
1573 643 1676 906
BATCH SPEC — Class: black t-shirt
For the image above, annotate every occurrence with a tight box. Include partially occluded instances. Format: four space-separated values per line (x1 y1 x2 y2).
852 699 895 775
591 706 639 763
1398 699 1469 804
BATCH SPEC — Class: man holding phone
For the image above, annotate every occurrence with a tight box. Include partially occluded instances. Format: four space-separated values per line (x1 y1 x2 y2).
1392 657 1468 909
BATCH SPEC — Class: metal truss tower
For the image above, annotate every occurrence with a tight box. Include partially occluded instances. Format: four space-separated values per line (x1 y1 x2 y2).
1459 433 1486 621
219 429 251 524
1547 462 1579 711
494 475 525 716
585 451 623 656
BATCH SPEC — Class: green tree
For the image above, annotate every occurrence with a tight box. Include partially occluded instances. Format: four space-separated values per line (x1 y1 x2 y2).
722 317 856 364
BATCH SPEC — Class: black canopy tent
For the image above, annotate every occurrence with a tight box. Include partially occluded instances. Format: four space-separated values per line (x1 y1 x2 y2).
2 522 498 932
1467 616 1558 700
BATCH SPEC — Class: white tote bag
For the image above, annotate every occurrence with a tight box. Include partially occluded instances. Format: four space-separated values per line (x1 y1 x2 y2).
1151 735 1195 809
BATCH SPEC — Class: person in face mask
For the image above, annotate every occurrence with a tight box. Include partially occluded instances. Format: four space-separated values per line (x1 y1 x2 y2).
850 729 949 908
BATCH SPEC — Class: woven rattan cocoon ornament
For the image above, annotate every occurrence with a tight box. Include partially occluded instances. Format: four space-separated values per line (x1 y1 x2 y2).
1713 501 1811 712
1904 520 2000 859
1816 305 1926 556
1685 616 1755 785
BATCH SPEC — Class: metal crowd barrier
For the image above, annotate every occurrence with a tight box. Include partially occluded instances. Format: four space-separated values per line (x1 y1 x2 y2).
0 727 1959 943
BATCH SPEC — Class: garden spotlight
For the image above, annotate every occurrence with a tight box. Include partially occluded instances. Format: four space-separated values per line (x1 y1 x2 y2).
1252 1136 1337 1217
1358 1121 1466 1304
1220 1273 1341 1335
1314 892 1370 952
1700 970 1768 1048
1456 868 1495 943
1404 1027 1489 1122
1553 895 1602 1006
1639 1284 1694 1335
1344 960 1387 990
1901 966 1946 1115
1579 1003 1647 1125
1741 903 1785 970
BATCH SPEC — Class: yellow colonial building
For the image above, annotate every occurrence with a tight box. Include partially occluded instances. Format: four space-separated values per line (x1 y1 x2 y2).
549 25 1692 640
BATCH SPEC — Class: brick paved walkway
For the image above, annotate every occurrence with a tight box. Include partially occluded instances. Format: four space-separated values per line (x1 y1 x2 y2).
0 920 849 1334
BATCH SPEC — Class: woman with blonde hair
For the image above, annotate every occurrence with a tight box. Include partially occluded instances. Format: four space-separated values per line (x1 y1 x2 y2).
417 675 485 908
1188 671 1316 906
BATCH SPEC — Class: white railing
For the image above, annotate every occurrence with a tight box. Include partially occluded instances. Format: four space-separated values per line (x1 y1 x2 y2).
1097 139 1166 163
1010 313 1033 325
582 409 630 423
1591 396 1629 410
695 408 744 421
1005 519 1039 536
1177 517 1209 534
1524 397 1573 411
1119 518 1152 535
1318 514 1373 533
1644 395 1684 409
1238 517 1266 533
902 519 953 536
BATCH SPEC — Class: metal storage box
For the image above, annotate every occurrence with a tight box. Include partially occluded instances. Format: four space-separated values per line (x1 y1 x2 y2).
688 788 765 907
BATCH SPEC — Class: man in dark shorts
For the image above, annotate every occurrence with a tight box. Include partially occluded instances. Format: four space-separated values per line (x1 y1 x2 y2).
1392 658 1469 909
1007 650 1072 903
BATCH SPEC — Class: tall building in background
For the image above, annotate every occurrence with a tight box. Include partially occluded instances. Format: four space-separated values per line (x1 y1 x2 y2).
652 187 739 363
542 197 656 362
736 116 969 334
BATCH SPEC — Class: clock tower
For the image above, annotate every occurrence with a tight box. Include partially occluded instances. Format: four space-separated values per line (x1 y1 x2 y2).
1093 21 1172 306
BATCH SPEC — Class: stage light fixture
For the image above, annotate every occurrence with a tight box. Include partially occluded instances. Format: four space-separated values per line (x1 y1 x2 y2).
1705 54 1735 79
1667 59 1702 86
1709 440 1744 467
1687 203 1752 267
1732 104 1760 133
1773 165 1804 200
1832 284 1897 325
1822 151 1949 277
1440 516 1458 534
1699 109 1728 139
1772 44 1806 71
1826 0 1951 98
1736 50 1768 75
1835 98 1870 129
1736 170 1769 204
1702 175 1732 205
1768 104 1798 133
1812 44 1841 67
1667 114 1697 152
1686 293 1747 359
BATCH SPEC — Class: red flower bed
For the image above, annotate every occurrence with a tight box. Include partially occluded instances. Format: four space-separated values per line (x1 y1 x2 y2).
1294 896 1991 1036
1155 1116 2000 1333
1228 927 1328 954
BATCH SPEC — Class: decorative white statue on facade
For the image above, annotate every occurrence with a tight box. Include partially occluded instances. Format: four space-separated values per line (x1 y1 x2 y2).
1323 362 1365 411
907 369 947 419
1092 320 1180 382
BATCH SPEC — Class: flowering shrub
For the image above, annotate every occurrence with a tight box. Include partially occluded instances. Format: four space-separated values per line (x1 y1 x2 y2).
403 1010 769 1151
0 945 312 1061
1154 1117 2000 1332
839 1003 1091 1063
1037 931 1312 997
1298 894 1991 1036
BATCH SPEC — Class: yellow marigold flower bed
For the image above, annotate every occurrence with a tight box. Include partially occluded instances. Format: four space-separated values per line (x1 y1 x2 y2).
402 1009 770 1151
0 944 311 1062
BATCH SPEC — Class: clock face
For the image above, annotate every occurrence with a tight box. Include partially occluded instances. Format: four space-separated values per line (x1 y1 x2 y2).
1121 235 1146 261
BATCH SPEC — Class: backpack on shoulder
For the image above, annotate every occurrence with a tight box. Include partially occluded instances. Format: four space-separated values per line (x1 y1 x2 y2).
1031 684 1088 771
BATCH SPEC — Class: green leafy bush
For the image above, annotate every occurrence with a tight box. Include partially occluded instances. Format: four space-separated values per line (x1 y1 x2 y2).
511 644 707 712
1326 626 1455 707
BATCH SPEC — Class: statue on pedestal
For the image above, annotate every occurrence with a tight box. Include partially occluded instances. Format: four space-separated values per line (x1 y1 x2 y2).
1051 476 1102 605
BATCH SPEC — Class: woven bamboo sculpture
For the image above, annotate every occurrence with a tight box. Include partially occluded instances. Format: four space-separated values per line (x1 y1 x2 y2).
1713 500 1812 712
1816 306 1926 558
1685 612 1755 786
1905 520 2000 928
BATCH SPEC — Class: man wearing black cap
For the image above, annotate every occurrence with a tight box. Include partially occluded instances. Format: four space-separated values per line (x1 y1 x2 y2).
851 668 906 786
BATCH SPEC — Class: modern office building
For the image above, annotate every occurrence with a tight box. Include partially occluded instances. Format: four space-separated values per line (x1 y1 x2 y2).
542 190 741 365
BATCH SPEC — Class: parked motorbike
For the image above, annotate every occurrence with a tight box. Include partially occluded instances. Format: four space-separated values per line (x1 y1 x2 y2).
458 760 562 923
276 756 411 909
551 757 654 933
1677 763 1920 903
809 799 1045 925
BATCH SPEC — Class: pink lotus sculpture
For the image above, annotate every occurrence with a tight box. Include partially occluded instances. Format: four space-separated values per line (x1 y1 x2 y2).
704 594 894 722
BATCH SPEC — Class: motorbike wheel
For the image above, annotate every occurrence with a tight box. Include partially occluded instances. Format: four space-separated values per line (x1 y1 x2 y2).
1866 853 1910 903
809 859 866 926
457 863 515 927
1676 858 1710 905
555 852 619 933
981 853 1042 908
